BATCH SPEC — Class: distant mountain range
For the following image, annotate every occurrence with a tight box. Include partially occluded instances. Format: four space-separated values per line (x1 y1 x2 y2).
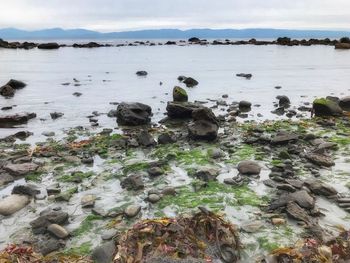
1 27 350 40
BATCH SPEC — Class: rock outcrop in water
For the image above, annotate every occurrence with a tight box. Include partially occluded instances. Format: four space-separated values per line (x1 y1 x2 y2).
116 102 152 126
0 79 26 97
0 112 36 127
37 42 60 49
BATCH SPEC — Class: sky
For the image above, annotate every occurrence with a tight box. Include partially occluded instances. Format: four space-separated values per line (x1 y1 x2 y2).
1 0 350 32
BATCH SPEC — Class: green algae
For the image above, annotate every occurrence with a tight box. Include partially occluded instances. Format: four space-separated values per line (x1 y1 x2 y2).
72 214 104 237
63 241 92 255
225 144 258 164
122 162 150 174
26 171 43 182
157 181 267 212
58 171 95 182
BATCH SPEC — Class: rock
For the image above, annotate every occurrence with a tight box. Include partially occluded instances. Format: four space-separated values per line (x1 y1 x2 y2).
306 153 334 167
124 205 141 218
47 224 69 239
147 194 161 203
37 238 62 255
335 43 350 49
192 107 219 125
42 131 55 137
0 112 36 127
188 120 218 141
237 160 261 175
194 168 219 181
210 148 224 159
107 109 118 117
236 73 252 79
0 172 14 186
271 132 298 145
116 102 152 126
136 71 148 76
4 162 39 176
137 130 156 147
277 95 290 107
239 101 252 110
120 174 144 191
0 194 30 216
183 77 199 87
50 112 64 120
0 85 15 97
188 37 200 42
158 132 176 144
101 229 116 240
289 190 315 209
7 79 26 89
91 240 116 263
286 202 312 224
73 92 82 97
241 221 263 233
38 43 60 49
81 195 96 208
304 179 337 197
166 101 202 118
339 96 350 111
173 86 188 102
271 218 286 225
177 75 187 81
313 98 343 116
12 185 40 197
161 187 177 196
148 167 164 177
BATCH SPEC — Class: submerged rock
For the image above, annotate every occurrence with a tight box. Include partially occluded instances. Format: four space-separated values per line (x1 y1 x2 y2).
183 77 199 87
50 112 64 120
0 112 36 127
7 79 26 89
0 194 30 216
0 85 15 97
116 102 152 126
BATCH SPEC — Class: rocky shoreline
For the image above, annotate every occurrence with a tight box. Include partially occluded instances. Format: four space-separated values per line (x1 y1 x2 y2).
1 72 350 262
2 36 350 50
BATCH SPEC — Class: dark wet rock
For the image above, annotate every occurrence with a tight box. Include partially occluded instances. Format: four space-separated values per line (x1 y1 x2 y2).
312 98 343 116
0 85 15 97
0 112 36 127
166 101 202 118
47 224 69 239
335 43 350 49
136 70 148 76
237 160 261 175
269 190 315 210
188 120 218 141
12 185 40 197
339 96 350 111
271 132 298 145
0 194 30 216
4 162 39 176
177 75 187 82
304 179 338 197
0 172 14 186
73 92 82 97
158 132 176 144
263 179 277 188
183 77 199 87
137 130 156 147
91 240 116 263
194 168 219 181
37 43 60 49
7 79 26 89
120 174 144 191
277 95 290 107
305 153 334 167
192 107 218 125
50 112 64 120
161 187 177 196
277 184 296 192
148 167 164 177
236 73 252 79
124 205 141 218
30 210 69 234
173 86 188 102
1 106 13 110
107 109 118 117
286 202 312 224
116 102 152 126
239 100 252 110
37 237 63 256
188 37 200 42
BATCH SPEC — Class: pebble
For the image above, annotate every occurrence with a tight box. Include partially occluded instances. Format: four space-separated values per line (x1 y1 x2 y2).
147 194 161 203
124 205 141 218
81 195 96 208
47 224 69 239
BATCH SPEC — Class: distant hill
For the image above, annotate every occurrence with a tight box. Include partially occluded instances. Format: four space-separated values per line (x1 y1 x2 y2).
1 27 350 40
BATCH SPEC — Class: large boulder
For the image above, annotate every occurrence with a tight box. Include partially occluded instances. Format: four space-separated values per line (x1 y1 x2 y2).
0 85 15 97
166 102 202 118
173 86 188 102
191 107 219 125
312 98 343 116
188 120 218 141
37 43 60 49
0 112 36 127
0 194 30 216
339 96 350 111
237 160 261 175
116 102 152 126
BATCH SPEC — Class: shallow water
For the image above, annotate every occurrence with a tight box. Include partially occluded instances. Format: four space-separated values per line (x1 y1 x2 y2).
1 44 350 141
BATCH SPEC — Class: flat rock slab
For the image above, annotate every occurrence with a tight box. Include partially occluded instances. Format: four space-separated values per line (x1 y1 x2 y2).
0 112 36 127
0 194 30 216
306 153 335 167
4 162 39 176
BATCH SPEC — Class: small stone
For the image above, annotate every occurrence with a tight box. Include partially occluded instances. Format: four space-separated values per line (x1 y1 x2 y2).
241 221 263 233
42 131 55 137
147 167 164 177
47 224 69 239
237 160 261 175
81 195 96 208
124 205 141 218
101 229 116 240
147 194 161 203
272 218 286 225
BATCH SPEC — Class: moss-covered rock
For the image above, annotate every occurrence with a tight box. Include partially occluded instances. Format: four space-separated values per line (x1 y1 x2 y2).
172 86 188 102
312 98 342 116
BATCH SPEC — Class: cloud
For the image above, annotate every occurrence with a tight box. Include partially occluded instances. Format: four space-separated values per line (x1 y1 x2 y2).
0 0 350 31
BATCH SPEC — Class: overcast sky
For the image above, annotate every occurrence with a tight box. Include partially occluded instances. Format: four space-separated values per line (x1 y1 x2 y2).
1 0 350 32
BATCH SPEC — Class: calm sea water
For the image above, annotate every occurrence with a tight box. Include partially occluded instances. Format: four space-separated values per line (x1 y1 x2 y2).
1 43 350 141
